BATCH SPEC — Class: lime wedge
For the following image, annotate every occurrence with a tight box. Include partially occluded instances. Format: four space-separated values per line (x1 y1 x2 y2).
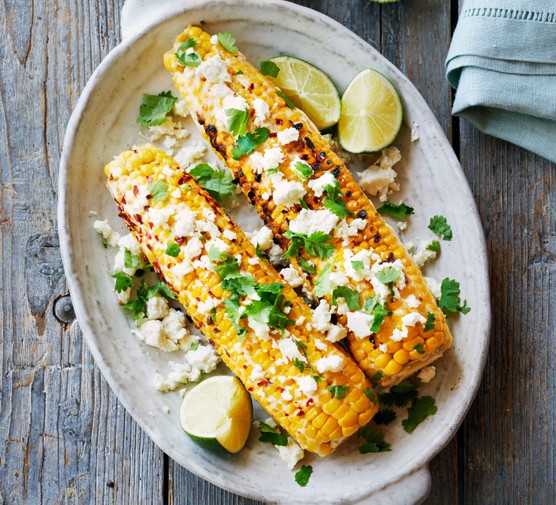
338 68 403 153
180 375 252 454
268 56 340 130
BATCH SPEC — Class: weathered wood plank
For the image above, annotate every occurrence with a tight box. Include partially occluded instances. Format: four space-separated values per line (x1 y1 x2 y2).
0 1 165 504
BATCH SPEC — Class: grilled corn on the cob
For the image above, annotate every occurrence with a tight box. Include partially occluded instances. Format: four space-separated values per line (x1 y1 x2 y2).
104 145 378 456
164 26 453 387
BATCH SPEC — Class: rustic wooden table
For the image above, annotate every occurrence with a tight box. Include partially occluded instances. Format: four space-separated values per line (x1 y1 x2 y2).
1 0 554 503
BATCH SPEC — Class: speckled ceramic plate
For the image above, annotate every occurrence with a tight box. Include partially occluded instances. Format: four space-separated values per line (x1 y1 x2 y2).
58 1 491 503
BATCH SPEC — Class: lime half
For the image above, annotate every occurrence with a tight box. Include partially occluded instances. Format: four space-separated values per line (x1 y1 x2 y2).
338 68 403 153
180 375 253 454
269 56 341 130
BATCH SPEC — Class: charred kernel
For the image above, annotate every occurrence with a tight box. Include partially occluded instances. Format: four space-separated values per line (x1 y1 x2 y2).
249 83 255 90
345 191 352 197
369 335 375 345
175 236 186 245
301 154 309 160
326 159 332 165
255 173 262 183
330 313 338 324
358 210 367 218
312 163 320 171
332 168 340 177
386 252 395 262
276 118 283 125
269 132 277 138
374 234 381 243
294 122 303 130
232 177 240 184
248 190 256 200
207 124 216 133
304 137 315 149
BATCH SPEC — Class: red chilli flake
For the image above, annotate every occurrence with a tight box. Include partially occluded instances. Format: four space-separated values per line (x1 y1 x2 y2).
257 380 269 387
296 410 305 417
175 236 186 245
133 185 139 196
305 398 314 407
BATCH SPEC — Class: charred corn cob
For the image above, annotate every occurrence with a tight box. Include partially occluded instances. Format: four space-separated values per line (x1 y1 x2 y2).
104 145 378 456
164 26 453 387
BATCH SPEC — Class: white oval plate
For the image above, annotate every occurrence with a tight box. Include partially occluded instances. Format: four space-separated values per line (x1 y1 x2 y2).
58 1 490 503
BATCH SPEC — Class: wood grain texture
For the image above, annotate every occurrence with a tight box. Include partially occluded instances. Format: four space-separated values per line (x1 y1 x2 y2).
1 0 554 504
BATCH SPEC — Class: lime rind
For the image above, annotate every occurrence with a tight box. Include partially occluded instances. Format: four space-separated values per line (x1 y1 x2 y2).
338 68 403 154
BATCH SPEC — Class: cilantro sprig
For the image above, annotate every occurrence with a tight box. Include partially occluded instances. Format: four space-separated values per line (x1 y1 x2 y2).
226 108 249 136
122 279 175 320
231 128 270 160
363 295 391 333
327 385 350 399
284 230 333 260
313 264 332 297
428 215 452 240
402 396 438 433
358 425 391 454
374 409 397 425
175 39 200 67
424 312 436 331
379 380 418 408
322 180 353 219
165 242 180 257
377 201 414 219
331 286 360 310
149 181 169 202
293 161 312 181
137 91 177 126
298 258 316 275
258 422 288 446
217 32 238 53
189 164 235 202
277 90 294 108
295 465 313 487
111 272 133 293
439 278 470 316
260 60 280 77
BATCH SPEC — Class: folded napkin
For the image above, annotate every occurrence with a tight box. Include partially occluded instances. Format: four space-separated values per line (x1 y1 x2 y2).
446 0 556 162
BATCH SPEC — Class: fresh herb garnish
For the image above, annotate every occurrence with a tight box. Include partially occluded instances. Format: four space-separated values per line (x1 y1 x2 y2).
322 181 353 219
352 260 364 271
428 215 452 240
111 272 133 293
369 370 384 382
327 385 350 399
189 164 235 202
258 422 288 446
377 201 414 219
231 127 270 159
255 244 268 259
284 230 334 260
379 380 418 408
137 91 177 126
426 240 441 252
244 284 294 331
370 303 391 333
439 278 470 315
225 108 249 136
293 358 306 373
146 282 177 300
358 425 391 454
190 342 199 350
298 198 309 209
364 387 377 405
175 39 201 67
295 465 313 487
217 32 238 53
260 60 280 77
149 181 169 202
413 343 425 354
331 286 360 311
293 161 312 181
124 249 149 271
298 258 316 275
402 396 438 433
165 242 180 257
122 279 175 319
375 267 400 285
314 264 332 297
277 90 294 108
374 409 397 425
424 312 435 331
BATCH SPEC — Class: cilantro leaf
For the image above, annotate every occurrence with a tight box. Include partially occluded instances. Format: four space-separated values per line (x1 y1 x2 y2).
244 283 293 331
277 90 294 108
370 303 391 333
146 282 176 300
175 39 200 66
363 295 379 314
424 312 435 331
293 161 312 181
377 201 414 219
214 253 241 280
124 249 149 271
379 380 418 408
295 465 313 487
298 258 316 275
402 396 438 433
364 387 377 405
428 215 453 240
111 272 133 293
439 278 470 315
217 32 238 53
375 267 400 285
293 358 306 373
322 181 353 219
327 385 350 399
189 164 235 201
369 370 384 382
149 181 169 202
373 409 397 426
208 245 223 262
313 264 332 297
426 240 441 252
190 342 199 350
260 60 280 77
225 108 249 136
222 297 247 339
231 128 270 160
258 422 288 446
358 425 391 454
284 230 333 260
352 260 364 271
331 286 360 311
413 343 425 354
165 242 180 257
137 91 177 126
255 244 268 259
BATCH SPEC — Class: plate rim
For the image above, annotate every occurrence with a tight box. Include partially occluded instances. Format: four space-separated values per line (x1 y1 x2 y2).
58 0 492 502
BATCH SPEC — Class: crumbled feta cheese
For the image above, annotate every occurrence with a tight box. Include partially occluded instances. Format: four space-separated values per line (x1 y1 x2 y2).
252 98 270 127
210 34 219 45
271 173 306 207
410 240 438 267
391 325 409 342
406 294 420 308
217 95 249 127
223 229 237 240
172 259 194 278
402 312 427 327
312 300 332 332
248 257 260 265
277 338 306 363
135 320 179 352
117 287 131 304
276 438 304 470
264 417 278 429
425 277 441 299
397 221 408 231
410 123 420 142
187 345 220 373
346 311 374 339
334 218 367 246
280 266 305 288
183 236 203 259
250 225 274 250
297 376 318 395
307 172 336 198
113 248 136 276
124 184 149 216
145 116 189 142
117 233 141 257
248 318 271 340
149 206 174 227
94 220 120 247
173 208 196 237
205 237 230 256
162 309 193 348
327 325 347 343
314 339 327 351
315 355 345 373
344 249 376 282
175 140 207 169
282 390 293 401
173 99 189 117
379 343 388 352
358 146 401 202
417 365 436 383
370 259 406 303
249 147 284 174
329 270 348 290
154 362 201 392
251 364 265 381
267 243 285 266
197 296 219 316
195 55 231 82
146 295 170 320
193 254 215 272
277 127 299 145
288 209 339 236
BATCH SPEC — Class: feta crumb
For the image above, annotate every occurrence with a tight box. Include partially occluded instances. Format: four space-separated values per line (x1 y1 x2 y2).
334 218 367 246
280 266 305 288
297 376 318 395
397 221 408 231
379 344 388 353
248 257 260 265
267 243 285 266
417 365 436 383
117 287 131 304
391 324 409 342
173 208 196 237
276 438 304 470
94 220 120 247
315 355 345 374
205 237 230 256
402 312 427 327
277 338 306 363
173 99 189 117
314 339 327 351
249 147 284 174
271 173 306 207
210 34 219 45
153 361 201 392
410 240 438 267
425 277 441 299
187 345 220 373
250 225 274 250
175 140 207 169
118 233 142 256
223 229 237 240
312 300 332 332
288 208 339 236
277 127 299 145
195 55 231 82
146 295 170 320
149 206 174 227
248 318 271 340
410 122 420 142
251 364 265 381
327 325 347 342
307 171 336 198
162 309 193 348
358 146 401 202
197 296 219 316
135 320 179 352
252 98 270 127
113 248 136 276
406 294 420 308
346 311 374 339
282 390 293 401
183 236 203 259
